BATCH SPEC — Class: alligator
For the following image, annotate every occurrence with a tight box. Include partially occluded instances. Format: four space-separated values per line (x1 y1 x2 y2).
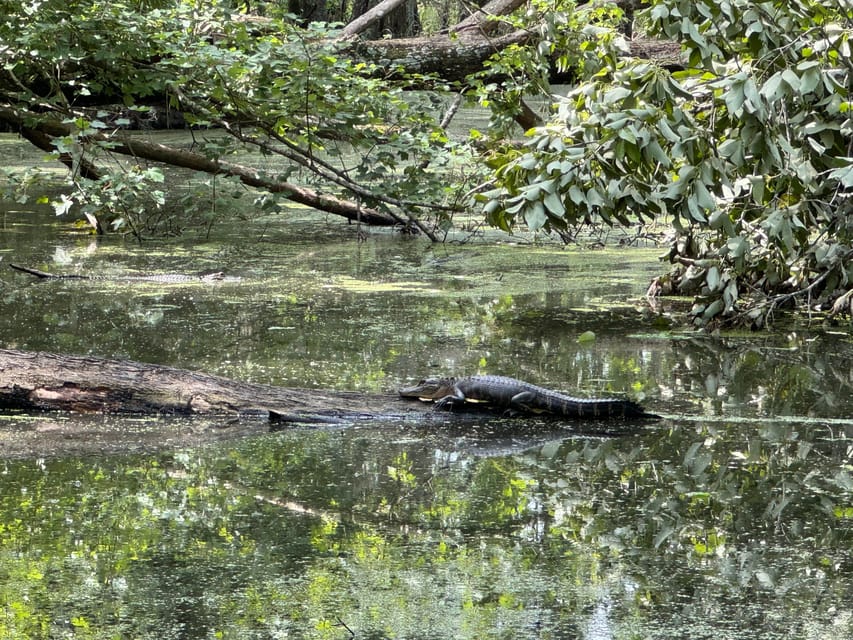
9 263 236 283
399 374 659 420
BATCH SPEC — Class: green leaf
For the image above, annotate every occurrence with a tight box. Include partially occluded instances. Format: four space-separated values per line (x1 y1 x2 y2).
727 236 747 260
617 125 637 144
761 72 786 102
577 330 596 343
658 118 680 143
723 279 738 309
526 201 548 230
483 199 501 215
742 78 763 116
703 298 725 319
724 81 745 116
645 139 670 167
586 187 605 207
745 20 763 37
543 190 565 217
718 138 742 160
568 185 585 204
687 196 707 223
750 175 766 204
799 67 821 94
146 168 165 183
682 17 707 49
649 4 669 21
707 265 721 291
603 87 632 104
782 68 801 92
829 162 853 188
694 180 716 210
708 210 728 231
522 184 541 201
519 156 538 170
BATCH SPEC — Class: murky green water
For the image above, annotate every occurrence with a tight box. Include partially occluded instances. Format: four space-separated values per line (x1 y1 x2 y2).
2 134 853 638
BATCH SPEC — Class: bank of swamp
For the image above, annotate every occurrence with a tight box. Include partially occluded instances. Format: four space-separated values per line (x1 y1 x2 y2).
2 138 853 638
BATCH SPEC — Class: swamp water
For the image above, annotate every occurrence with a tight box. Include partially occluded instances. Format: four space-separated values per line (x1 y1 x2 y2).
2 197 853 639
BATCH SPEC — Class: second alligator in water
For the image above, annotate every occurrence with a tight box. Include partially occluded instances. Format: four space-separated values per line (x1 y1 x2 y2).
400 374 659 420
9 263 235 283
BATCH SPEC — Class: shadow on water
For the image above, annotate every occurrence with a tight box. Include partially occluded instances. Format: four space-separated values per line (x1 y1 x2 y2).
2 191 853 638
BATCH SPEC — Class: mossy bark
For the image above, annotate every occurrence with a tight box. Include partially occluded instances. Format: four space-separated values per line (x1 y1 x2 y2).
0 349 412 422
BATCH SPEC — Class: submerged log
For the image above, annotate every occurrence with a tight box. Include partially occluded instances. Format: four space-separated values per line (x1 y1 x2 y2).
0 349 412 423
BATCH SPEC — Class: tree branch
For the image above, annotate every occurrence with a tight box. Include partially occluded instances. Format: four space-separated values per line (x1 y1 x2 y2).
17 126 103 181
450 0 527 35
170 88 444 239
340 0 412 39
0 105 402 228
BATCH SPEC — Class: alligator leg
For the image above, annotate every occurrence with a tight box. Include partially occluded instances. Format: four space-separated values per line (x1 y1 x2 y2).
508 391 540 413
434 388 466 411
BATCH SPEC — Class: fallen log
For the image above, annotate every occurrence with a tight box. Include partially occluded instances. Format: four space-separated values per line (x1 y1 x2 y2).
0 348 413 423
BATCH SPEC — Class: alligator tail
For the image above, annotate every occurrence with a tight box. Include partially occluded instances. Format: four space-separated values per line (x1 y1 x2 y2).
568 398 659 420
604 399 659 420
10 264 63 278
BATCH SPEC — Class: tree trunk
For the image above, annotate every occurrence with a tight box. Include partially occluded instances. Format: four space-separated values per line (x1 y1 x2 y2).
288 0 328 24
0 349 416 422
350 29 531 79
344 0 420 39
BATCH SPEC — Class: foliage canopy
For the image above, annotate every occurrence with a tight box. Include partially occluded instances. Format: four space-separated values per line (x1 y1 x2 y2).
0 0 476 237
485 0 853 326
1 0 852 325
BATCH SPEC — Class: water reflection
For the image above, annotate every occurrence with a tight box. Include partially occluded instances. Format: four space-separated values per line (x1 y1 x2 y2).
3 231 852 419
2 206 853 638
3 414 852 638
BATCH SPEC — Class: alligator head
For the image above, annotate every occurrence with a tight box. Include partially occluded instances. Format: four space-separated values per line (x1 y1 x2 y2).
398 377 457 400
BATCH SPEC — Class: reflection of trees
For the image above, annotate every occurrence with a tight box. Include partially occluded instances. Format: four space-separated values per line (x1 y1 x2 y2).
527 421 853 636
3 344 853 638
2 415 853 638
665 334 853 418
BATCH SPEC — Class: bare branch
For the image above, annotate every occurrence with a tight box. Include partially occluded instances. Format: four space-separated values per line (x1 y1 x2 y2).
169 89 445 239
